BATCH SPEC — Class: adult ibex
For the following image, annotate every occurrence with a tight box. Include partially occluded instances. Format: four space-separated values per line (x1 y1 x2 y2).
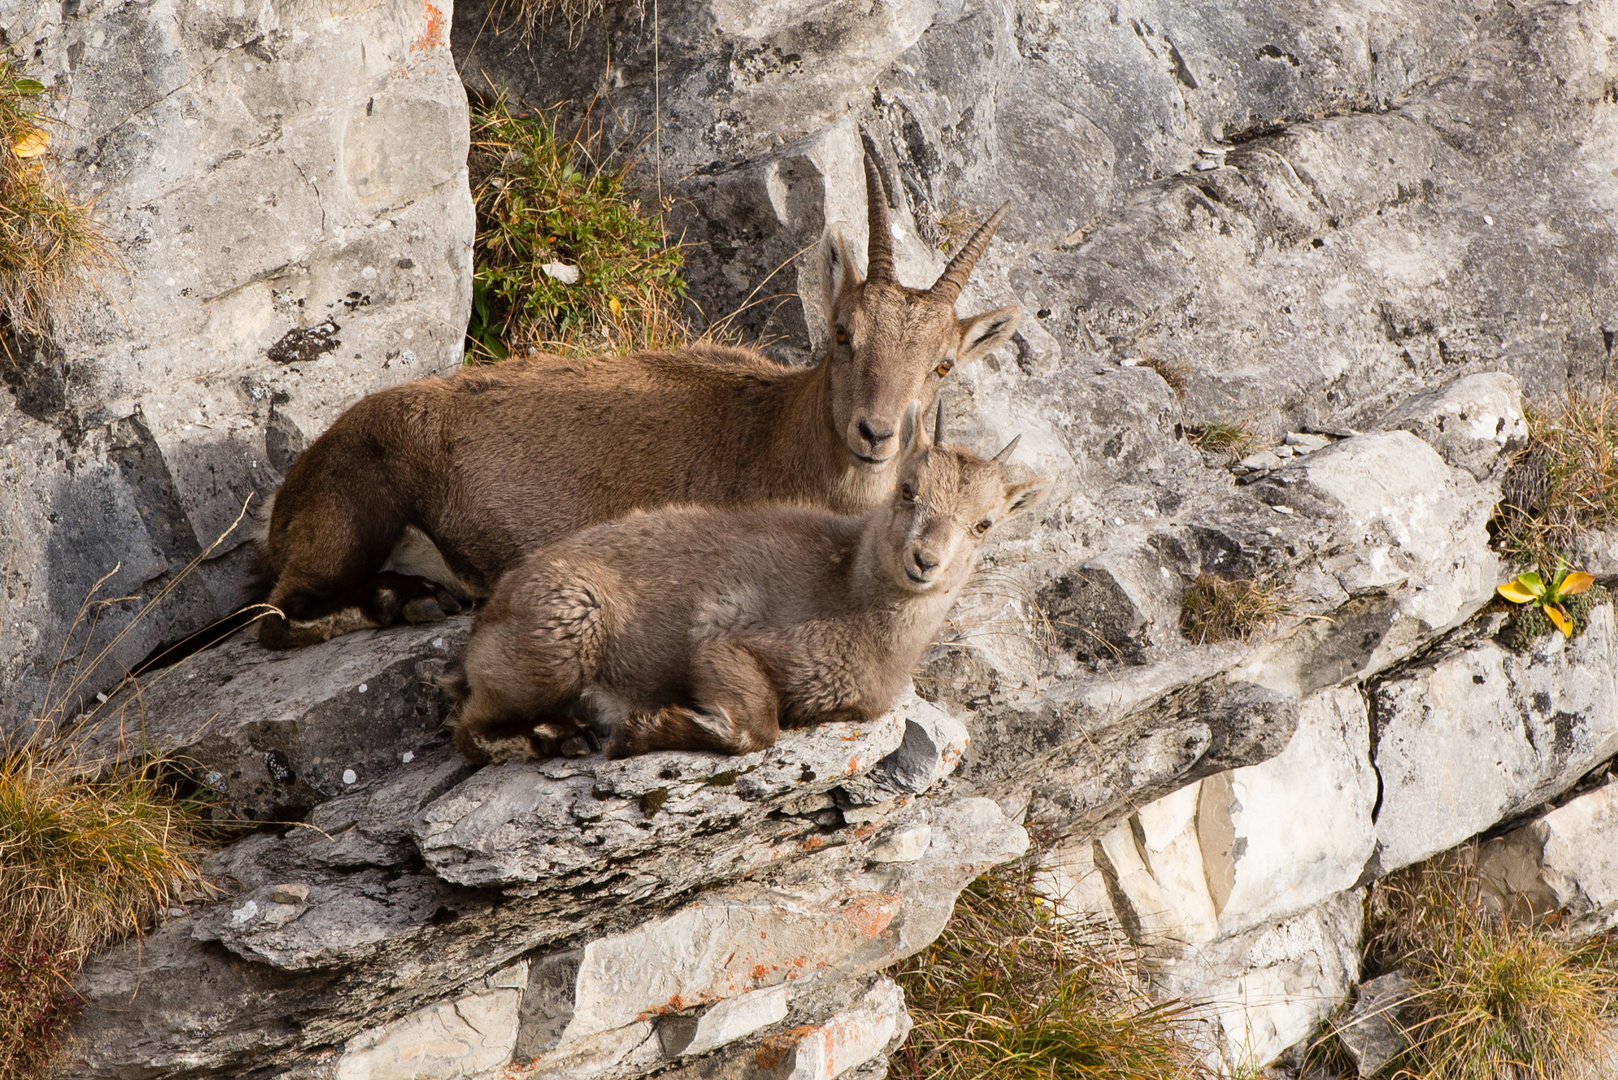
255 152 1020 648
446 403 1051 762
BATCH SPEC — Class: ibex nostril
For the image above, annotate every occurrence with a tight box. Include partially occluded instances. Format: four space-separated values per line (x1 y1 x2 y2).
912 549 939 573
857 419 893 447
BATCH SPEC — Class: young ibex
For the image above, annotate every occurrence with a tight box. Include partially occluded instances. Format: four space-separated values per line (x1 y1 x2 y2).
255 151 1021 648
446 403 1051 762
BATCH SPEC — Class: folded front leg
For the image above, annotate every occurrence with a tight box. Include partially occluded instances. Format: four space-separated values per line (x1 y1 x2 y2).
607 637 780 757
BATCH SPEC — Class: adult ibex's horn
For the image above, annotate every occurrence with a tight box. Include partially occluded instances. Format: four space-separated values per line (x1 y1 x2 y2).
933 399 946 447
930 202 1010 304
991 434 1022 463
863 149 895 284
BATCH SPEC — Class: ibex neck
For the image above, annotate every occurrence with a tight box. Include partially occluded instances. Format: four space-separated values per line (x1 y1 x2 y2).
852 526 966 663
770 356 892 513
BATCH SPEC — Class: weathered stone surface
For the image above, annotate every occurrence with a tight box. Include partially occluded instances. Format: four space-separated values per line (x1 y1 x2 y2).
1476 777 1618 935
1 0 473 727
1372 603 1618 872
336 963 527 1080
414 707 906 888
1336 972 1417 1079
79 619 468 822
1158 891 1363 1073
1381 372 1528 480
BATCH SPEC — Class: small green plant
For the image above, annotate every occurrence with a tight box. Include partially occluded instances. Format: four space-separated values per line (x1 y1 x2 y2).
1185 419 1254 462
1496 389 1618 570
0 61 111 340
0 742 208 1078
890 863 1209 1080
1180 573 1284 644
1357 856 1618 1080
1496 563 1595 637
466 98 687 361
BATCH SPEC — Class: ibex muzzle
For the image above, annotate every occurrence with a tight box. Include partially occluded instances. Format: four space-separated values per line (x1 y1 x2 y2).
253 148 1020 648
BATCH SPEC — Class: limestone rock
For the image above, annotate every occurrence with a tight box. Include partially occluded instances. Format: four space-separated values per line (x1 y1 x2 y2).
1381 372 1527 480
1372 602 1618 872
413 708 906 888
77 620 468 822
336 964 528 1080
0 0 473 727
1336 972 1417 1078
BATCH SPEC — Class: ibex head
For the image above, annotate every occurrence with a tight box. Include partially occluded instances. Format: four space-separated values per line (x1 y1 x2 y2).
820 152 1022 471
878 402 1052 594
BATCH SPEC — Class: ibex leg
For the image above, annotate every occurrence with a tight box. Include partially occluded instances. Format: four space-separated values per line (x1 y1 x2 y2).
607 638 781 757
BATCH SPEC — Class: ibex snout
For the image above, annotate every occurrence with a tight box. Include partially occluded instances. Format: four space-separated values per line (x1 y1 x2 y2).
851 415 897 464
903 543 942 586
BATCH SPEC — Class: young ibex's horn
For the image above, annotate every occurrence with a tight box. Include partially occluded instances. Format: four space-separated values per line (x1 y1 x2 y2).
862 148 895 284
991 433 1022 463
933 398 946 447
930 202 1011 304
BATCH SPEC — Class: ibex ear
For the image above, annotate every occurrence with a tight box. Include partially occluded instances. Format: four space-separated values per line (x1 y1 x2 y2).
897 400 924 459
1003 473 1054 518
821 229 863 316
957 304 1023 363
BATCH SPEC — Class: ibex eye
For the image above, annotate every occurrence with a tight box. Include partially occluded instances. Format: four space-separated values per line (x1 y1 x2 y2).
901 483 916 501
935 357 955 376
834 326 850 346
974 518 992 535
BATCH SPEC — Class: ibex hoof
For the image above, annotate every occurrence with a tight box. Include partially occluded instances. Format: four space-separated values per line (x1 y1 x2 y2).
401 597 448 623
559 734 592 757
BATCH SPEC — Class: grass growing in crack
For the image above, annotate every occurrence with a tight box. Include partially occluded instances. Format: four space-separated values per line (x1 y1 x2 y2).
0 61 112 341
1354 855 1618 1080
466 97 687 361
1136 357 1188 398
890 863 1210 1080
0 742 208 1078
1185 419 1254 462
1495 388 1618 571
1179 573 1284 644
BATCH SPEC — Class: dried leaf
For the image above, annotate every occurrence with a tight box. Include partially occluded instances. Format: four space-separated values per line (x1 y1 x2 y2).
12 125 48 159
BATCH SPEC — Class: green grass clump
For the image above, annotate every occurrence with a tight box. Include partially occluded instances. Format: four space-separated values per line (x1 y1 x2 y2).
1358 857 1618 1080
1496 389 1618 571
890 864 1209 1080
0 744 207 1078
466 98 687 361
0 62 110 341
1179 573 1284 645
1185 420 1255 462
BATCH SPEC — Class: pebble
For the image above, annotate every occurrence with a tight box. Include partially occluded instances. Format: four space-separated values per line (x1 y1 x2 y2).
1238 450 1283 471
269 883 310 905
1284 431 1330 451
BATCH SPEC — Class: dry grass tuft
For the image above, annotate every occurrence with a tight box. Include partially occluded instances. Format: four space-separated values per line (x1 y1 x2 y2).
1185 420 1255 462
483 0 631 30
0 63 111 341
0 740 208 1077
890 863 1210 1080
1137 357 1188 398
1357 856 1618 1080
1495 388 1618 571
466 97 688 361
1179 573 1285 645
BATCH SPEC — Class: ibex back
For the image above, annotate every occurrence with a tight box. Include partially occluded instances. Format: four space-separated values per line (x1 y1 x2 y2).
447 403 1051 762
256 152 1021 648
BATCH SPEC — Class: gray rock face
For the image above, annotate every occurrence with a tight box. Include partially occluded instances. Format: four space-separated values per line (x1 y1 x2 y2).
1372 604 1618 873
79 620 468 822
0 0 473 728
1337 972 1418 1078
